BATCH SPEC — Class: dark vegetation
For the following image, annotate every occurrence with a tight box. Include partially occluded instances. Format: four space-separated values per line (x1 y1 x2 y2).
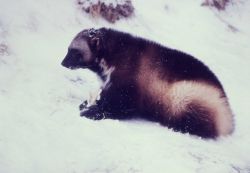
77 0 134 23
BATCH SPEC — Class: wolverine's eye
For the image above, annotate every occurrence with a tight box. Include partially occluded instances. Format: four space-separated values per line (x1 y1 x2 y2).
69 48 82 59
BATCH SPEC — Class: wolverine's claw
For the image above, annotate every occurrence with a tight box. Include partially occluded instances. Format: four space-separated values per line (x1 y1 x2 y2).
79 100 88 111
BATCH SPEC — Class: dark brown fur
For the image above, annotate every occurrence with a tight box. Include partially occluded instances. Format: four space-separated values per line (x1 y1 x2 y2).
61 28 234 138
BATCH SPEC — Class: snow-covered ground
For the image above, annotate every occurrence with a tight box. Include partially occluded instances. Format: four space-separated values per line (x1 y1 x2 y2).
1 0 250 172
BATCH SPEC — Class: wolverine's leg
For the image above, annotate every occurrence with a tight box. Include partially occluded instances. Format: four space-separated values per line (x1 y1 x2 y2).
80 84 137 120
80 105 116 120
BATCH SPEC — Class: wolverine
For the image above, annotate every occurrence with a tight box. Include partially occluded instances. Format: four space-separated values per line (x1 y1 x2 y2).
61 28 234 138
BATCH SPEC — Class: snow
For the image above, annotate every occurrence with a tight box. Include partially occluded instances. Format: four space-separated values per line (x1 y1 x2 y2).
0 0 250 172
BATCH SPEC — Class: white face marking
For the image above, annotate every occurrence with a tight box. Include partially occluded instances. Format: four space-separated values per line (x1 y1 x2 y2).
69 37 92 62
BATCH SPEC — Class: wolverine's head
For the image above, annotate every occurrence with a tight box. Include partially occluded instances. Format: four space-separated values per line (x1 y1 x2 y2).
61 28 105 71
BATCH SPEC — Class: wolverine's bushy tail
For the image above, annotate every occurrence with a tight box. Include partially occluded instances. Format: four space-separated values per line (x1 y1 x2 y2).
164 81 234 138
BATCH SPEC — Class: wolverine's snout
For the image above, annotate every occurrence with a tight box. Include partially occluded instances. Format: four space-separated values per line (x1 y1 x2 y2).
61 58 67 68
61 56 71 68
61 51 78 69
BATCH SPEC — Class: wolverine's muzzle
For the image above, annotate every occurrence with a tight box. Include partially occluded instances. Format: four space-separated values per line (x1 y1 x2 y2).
61 55 73 69
61 49 87 69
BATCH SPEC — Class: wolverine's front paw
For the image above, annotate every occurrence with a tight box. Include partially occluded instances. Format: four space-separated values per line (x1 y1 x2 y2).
80 105 106 120
79 100 88 111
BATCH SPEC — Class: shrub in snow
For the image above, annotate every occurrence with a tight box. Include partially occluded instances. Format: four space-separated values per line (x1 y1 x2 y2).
77 0 134 23
202 0 229 10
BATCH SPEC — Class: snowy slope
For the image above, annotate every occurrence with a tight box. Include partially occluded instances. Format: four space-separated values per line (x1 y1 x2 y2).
1 0 250 172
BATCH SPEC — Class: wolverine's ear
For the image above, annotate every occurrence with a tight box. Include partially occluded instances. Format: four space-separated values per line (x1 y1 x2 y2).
86 28 103 51
90 37 101 51
90 37 100 50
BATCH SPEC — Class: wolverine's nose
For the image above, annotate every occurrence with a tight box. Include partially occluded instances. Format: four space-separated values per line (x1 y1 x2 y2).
61 60 66 67
61 58 69 68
